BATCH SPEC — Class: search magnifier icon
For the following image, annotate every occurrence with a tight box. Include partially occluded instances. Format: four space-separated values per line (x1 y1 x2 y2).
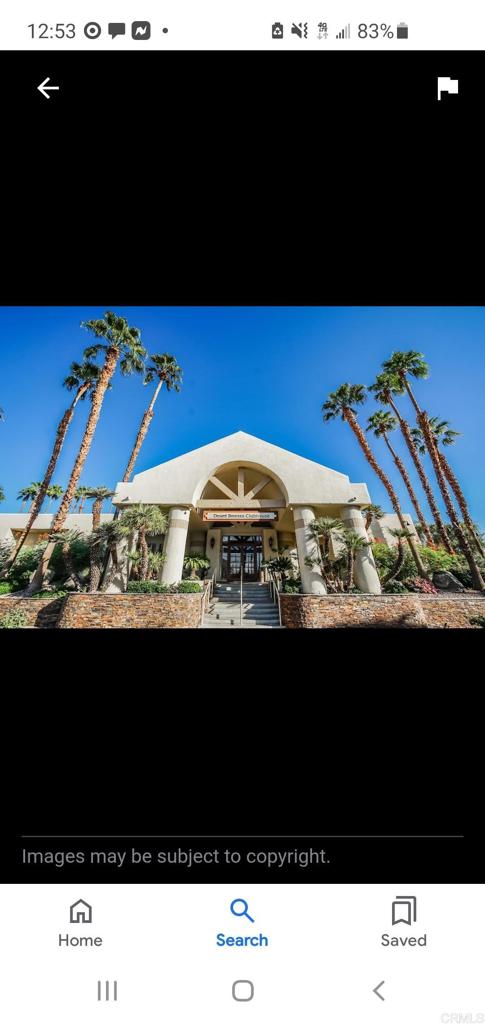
230 898 255 923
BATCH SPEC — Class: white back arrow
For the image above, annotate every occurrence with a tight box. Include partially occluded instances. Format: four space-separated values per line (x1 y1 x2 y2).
37 77 60 99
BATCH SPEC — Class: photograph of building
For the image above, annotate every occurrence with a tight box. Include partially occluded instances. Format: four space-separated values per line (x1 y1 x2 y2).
1 307 484 629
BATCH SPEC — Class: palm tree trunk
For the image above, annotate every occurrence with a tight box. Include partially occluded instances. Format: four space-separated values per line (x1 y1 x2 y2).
25 348 119 594
400 371 484 590
92 498 103 532
88 545 103 592
345 409 427 577
416 409 485 591
1 388 88 577
140 529 149 581
437 450 485 556
386 394 451 550
348 551 355 590
123 379 162 483
384 435 432 544
382 540 405 584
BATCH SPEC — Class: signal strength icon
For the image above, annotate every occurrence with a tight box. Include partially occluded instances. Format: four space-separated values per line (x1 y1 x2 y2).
336 23 351 37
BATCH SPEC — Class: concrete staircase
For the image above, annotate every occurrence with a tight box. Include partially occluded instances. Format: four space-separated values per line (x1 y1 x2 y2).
203 581 282 629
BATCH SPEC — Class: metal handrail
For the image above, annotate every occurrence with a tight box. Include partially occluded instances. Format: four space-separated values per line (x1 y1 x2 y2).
240 559 243 627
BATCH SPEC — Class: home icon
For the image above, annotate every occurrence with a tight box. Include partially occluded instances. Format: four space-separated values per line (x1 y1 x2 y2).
70 899 93 924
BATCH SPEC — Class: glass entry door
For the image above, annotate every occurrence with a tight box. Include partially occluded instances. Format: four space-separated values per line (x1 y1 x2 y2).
221 535 263 581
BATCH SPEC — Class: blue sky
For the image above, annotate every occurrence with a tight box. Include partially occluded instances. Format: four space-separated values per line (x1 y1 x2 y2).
0 306 484 527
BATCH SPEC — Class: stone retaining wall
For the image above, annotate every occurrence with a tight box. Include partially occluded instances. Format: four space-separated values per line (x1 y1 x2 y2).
0 596 65 628
279 593 485 628
0 593 204 628
56 593 204 628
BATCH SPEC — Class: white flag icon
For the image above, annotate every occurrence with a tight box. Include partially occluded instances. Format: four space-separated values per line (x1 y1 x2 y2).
437 77 459 100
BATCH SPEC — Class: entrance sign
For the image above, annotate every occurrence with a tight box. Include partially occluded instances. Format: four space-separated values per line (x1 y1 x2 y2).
203 510 277 522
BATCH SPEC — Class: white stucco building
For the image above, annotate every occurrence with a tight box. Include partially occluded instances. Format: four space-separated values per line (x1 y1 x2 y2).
111 431 384 594
0 432 421 595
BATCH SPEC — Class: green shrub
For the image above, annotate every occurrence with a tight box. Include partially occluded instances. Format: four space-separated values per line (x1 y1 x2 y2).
420 546 459 574
372 542 415 582
383 579 409 593
126 580 202 594
0 581 14 594
31 589 68 601
127 580 173 594
4 543 46 590
470 615 485 627
0 609 28 628
283 579 301 593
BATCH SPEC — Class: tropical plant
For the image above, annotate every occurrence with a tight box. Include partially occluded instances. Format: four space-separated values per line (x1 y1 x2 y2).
1 360 103 577
469 616 485 628
307 516 346 590
262 555 294 587
183 552 210 579
0 485 5 504
382 528 414 584
45 484 64 509
118 504 168 581
382 351 484 591
48 529 84 589
363 503 384 534
366 409 431 543
86 486 115 531
283 578 302 593
411 418 484 556
88 521 125 592
369 372 444 549
0 609 28 629
17 482 41 511
147 550 166 580
121 352 183 485
26 312 146 594
322 383 427 577
74 485 93 512
341 528 371 590
0 581 14 594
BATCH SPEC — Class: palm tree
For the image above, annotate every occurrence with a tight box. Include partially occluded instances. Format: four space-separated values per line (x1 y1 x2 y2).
2 360 102 576
411 418 484 556
53 528 84 589
322 384 427 577
362 503 384 535
122 353 182 485
17 482 41 511
26 312 146 594
382 528 414 585
74 485 93 512
369 372 448 550
382 351 484 591
183 553 210 579
86 487 115 531
46 484 64 509
307 516 345 588
88 521 125 592
0 486 5 503
366 410 431 544
119 504 168 581
342 529 370 590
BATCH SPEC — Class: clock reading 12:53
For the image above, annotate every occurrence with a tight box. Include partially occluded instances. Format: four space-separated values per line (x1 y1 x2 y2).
28 24 76 38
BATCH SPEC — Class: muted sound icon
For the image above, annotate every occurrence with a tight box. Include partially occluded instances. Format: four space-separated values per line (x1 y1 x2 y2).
98 981 118 1001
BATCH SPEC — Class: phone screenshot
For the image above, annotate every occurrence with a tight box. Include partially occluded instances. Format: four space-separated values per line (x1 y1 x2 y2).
0 4 480 1019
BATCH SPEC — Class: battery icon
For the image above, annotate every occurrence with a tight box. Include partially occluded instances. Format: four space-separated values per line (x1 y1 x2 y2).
396 22 408 38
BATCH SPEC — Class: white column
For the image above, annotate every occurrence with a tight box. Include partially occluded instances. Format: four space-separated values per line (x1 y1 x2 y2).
161 507 190 584
341 506 381 594
293 507 327 595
